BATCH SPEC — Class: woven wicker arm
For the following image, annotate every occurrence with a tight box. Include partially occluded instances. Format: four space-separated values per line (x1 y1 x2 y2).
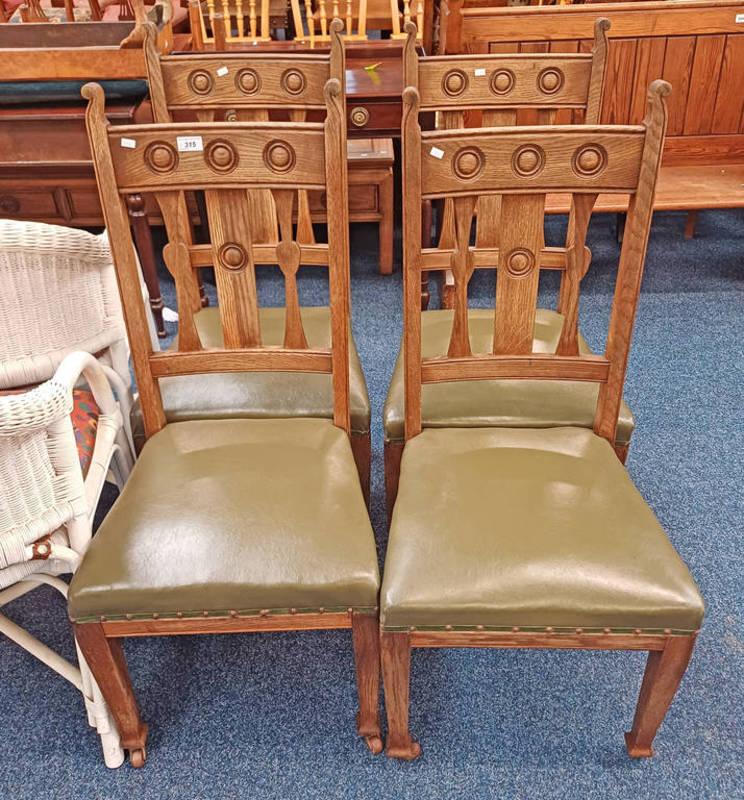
0 352 133 586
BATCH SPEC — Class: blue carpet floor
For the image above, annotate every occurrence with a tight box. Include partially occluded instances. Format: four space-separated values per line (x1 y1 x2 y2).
1 210 742 799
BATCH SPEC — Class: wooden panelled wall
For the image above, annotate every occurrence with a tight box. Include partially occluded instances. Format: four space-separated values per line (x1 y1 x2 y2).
444 0 744 164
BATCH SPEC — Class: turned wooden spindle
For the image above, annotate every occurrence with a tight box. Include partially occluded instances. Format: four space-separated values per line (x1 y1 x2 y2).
249 0 257 37
415 0 423 33
304 0 315 42
236 0 244 37
319 0 327 36
346 0 352 34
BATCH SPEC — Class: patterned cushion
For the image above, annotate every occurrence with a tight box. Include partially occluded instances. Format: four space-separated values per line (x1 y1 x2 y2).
0 388 99 477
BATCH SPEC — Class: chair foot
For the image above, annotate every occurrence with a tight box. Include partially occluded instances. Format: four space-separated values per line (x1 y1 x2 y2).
130 747 146 768
624 732 653 758
386 737 422 760
362 731 384 755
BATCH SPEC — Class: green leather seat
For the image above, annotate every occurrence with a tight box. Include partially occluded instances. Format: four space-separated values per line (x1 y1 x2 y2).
384 309 634 447
131 307 371 450
381 427 703 633
68 418 379 622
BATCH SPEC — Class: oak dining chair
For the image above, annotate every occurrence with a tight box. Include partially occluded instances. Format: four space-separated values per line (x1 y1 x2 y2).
380 79 704 760
68 77 381 767
138 20 373 501
382 19 640 518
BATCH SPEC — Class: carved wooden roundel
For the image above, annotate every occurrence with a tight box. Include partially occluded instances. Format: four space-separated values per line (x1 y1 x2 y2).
0 195 20 214
490 69 515 96
188 69 214 96
281 69 306 95
441 69 468 98
452 146 485 181
511 144 545 178
218 242 248 271
235 68 261 95
572 144 607 178
144 141 179 174
505 247 535 278
263 140 296 173
537 67 564 95
204 140 239 174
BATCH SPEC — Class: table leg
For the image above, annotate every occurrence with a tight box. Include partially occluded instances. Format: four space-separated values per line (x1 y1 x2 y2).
126 194 166 339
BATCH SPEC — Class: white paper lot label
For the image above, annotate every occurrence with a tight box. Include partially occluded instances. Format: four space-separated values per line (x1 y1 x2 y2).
429 147 445 159
474 68 486 77
736 12 744 21
177 136 204 152
216 66 229 76
120 137 136 149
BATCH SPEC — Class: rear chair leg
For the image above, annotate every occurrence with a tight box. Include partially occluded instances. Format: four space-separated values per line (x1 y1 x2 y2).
351 612 383 754
74 623 149 767
381 631 421 760
625 635 697 757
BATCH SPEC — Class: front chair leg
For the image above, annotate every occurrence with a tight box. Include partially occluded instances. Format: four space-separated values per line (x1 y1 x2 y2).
74 623 149 767
351 612 383 754
381 631 421 760
625 635 697 757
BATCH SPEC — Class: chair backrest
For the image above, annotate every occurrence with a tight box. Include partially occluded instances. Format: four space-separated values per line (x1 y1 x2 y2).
0 221 129 390
404 18 608 250
144 18 344 242
400 79 669 446
290 0 372 42
83 72 351 439
189 0 271 47
17 0 103 22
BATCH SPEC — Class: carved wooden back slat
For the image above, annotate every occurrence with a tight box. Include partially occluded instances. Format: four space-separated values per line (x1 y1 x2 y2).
83 74 351 439
401 81 670 446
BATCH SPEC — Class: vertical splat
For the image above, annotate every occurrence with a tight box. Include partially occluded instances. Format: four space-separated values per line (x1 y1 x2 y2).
556 193 597 356
436 110 465 250
446 195 476 358
204 188 261 349
493 194 545 355
274 189 309 350
474 109 516 248
290 109 316 245
155 190 202 352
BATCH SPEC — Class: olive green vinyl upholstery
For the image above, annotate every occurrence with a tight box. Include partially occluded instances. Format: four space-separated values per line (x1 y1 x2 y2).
381 427 703 633
131 307 371 450
384 309 634 446
68 419 379 621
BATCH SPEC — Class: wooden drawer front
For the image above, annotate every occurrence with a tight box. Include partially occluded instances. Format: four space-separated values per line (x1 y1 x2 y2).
346 102 402 137
309 185 379 215
0 189 60 221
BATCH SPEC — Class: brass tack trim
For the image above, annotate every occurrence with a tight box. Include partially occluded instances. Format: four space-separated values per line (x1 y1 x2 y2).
476 625 484 631
125 614 133 620
409 626 416 632
634 628 642 635
152 613 159 619
177 612 183 618
512 626 520 633
259 609 269 617
290 608 297 614
546 626 554 633
576 627 584 634
230 610 238 618
319 607 325 614
664 628 671 635
100 616 106 622
347 607 353 614
202 610 209 617
603 627 611 634
445 624 453 631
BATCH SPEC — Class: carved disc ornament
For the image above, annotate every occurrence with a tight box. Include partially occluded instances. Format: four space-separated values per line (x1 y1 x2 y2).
511 144 545 178
506 248 535 278
281 69 306 95
218 242 248 272
263 140 296 173
572 144 607 178
205 140 239 174
490 69 515 96
188 69 214 96
442 68 468 98
144 141 178 174
537 67 564 95
235 68 261 95
452 147 485 181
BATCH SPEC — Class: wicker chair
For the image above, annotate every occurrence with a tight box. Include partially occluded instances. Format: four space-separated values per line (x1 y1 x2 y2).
0 351 134 767
0 219 136 447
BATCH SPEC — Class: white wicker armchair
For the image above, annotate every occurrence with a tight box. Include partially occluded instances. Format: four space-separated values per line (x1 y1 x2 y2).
0 219 135 445
0 352 134 768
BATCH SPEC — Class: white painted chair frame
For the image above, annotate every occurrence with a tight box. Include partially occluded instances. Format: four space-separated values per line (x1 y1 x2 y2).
0 352 135 767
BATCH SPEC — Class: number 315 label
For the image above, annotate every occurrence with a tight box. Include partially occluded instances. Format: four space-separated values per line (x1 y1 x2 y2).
177 136 204 152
